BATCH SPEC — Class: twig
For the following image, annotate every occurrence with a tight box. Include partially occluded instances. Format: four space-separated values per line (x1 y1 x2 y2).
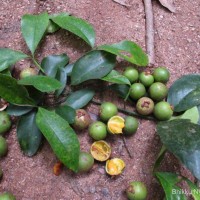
143 0 155 66
122 136 133 158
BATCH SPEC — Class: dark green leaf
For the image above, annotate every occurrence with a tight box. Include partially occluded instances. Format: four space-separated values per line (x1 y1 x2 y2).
167 74 200 112
155 172 187 200
71 50 116 85
0 74 35 105
52 15 95 47
36 108 80 172
18 75 62 93
41 54 69 77
102 70 131 85
17 110 42 156
108 84 130 99
21 12 49 54
64 89 95 109
0 48 28 72
157 119 200 180
55 105 76 124
7 104 33 116
64 63 74 76
98 40 148 66
1 69 11 76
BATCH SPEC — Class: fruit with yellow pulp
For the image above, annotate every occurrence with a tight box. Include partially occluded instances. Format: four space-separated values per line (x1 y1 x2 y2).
107 116 125 134
90 140 111 161
106 158 125 175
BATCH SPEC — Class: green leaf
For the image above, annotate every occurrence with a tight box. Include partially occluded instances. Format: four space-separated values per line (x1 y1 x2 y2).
155 172 187 200
108 84 130 99
0 74 35 105
0 48 28 72
7 104 33 116
71 50 116 85
64 63 74 76
157 119 200 180
17 110 42 156
21 12 49 55
55 105 76 124
52 15 95 47
167 74 200 112
36 108 80 172
18 75 62 93
49 12 70 19
102 70 131 85
64 89 95 109
98 40 148 66
184 178 200 200
41 54 69 77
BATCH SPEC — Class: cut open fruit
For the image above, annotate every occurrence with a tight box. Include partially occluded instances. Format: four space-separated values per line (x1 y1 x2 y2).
106 158 125 175
107 115 125 134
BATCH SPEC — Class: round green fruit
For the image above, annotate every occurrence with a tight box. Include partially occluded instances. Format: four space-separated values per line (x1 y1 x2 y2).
0 192 16 200
149 82 168 101
136 97 154 116
130 83 146 100
89 121 107 140
153 67 170 83
78 152 94 173
0 112 11 136
123 116 138 135
19 68 37 79
153 101 173 121
123 67 139 83
139 72 154 87
46 20 60 34
0 136 8 157
100 102 118 121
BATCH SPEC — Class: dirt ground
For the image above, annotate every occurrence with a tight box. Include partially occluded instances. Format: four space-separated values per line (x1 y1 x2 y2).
0 0 200 199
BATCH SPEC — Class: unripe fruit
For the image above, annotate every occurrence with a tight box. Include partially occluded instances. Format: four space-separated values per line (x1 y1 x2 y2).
149 82 168 101
153 102 173 121
123 116 138 135
136 97 154 116
139 72 154 87
0 136 8 157
19 68 37 79
100 102 118 121
46 20 60 34
126 181 147 200
153 67 170 83
123 67 139 83
130 83 146 100
73 109 91 130
89 121 107 140
78 152 94 173
0 112 11 136
0 192 16 200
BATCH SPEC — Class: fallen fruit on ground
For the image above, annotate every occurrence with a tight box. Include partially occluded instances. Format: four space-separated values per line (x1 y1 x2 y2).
90 140 111 161
19 67 38 79
53 161 63 176
107 115 125 134
89 121 107 140
100 102 118 121
153 67 170 83
0 112 11 136
46 20 60 34
0 136 8 157
0 192 16 200
129 83 146 100
139 71 154 87
123 116 139 135
149 82 168 101
106 158 125 175
136 97 154 116
123 67 139 83
78 152 94 173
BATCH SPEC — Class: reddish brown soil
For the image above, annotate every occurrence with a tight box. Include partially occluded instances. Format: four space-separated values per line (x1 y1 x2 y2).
0 0 200 199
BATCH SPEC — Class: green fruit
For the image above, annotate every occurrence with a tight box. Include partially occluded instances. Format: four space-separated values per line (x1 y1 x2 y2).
46 20 60 34
136 97 154 116
0 136 8 157
123 116 138 135
19 68 37 79
100 102 118 121
149 82 168 101
0 192 16 200
89 121 107 140
154 101 173 121
130 83 146 100
126 181 147 200
139 72 154 87
123 67 139 83
73 109 91 130
0 112 11 136
78 152 94 173
153 67 170 83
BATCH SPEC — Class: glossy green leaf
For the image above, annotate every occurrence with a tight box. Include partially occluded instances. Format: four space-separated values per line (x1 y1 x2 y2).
17 110 42 156
21 12 49 54
0 48 28 72
18 75 62 93
41 54 69 77
64 63 74 76
64 89 95 109
71 50 116 85
102 70 131 85
0 74 35 105
108 84 130 99
7 104 33 116
157 119 200 180
184 178 200 200
36 108 80 172
55 105 76 124
50 12 70 19
98 40 148 66
167 74 200 112
155 172 187 200
52 15 95 47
